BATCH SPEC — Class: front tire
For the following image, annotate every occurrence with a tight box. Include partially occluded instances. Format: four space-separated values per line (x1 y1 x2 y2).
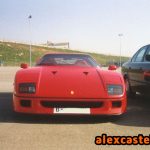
125 78 136 98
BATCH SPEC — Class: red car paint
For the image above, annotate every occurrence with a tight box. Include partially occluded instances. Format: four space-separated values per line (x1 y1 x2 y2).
13 54 127 115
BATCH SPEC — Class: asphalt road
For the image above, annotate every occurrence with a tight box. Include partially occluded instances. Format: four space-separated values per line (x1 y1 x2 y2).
0 67 150 150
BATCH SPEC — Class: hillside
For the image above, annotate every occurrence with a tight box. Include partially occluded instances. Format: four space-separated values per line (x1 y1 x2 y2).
0 41 129 66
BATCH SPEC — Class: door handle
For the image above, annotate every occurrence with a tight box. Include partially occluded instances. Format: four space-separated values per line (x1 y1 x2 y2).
139 67 143 71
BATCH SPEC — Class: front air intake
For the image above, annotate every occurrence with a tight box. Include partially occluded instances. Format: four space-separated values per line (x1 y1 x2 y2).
41 101 103 108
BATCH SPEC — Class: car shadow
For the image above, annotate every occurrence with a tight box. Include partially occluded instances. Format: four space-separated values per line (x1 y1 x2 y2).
0 92 149 127
0 92 112 124
112 94 150 127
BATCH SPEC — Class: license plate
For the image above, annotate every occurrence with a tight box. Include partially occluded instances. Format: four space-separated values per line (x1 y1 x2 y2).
54 108 90 114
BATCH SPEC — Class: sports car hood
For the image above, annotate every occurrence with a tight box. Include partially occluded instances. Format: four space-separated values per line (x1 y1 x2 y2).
15 66 107 98
37 66 106 98
15 66 124 98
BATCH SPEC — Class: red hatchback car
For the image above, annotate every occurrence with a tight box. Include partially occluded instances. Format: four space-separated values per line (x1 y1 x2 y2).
13 53 127 115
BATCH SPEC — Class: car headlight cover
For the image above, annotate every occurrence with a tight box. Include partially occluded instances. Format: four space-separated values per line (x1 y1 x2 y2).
19 83 36 93
107 84 123 95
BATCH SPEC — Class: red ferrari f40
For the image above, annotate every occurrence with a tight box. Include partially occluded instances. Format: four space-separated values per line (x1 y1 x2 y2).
13 53 127 115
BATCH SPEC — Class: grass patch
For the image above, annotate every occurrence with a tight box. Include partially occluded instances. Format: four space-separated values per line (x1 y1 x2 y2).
0 41 129 66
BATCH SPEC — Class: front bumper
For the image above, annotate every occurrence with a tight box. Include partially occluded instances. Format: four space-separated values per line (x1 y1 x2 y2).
13 95 127 115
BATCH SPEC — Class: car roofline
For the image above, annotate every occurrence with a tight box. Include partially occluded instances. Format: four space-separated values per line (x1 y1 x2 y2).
43 52 91 57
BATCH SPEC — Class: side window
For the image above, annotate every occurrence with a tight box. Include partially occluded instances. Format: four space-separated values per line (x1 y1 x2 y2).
131 51 139 62
144 46 150 61
147 50 150 55
132 46 147 62
145 46 150 55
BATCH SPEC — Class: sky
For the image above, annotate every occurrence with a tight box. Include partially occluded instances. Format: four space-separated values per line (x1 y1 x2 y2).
0 0 150 56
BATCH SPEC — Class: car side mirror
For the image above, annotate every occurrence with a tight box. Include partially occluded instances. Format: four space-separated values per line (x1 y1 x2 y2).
145 54 150 61
108 65 117 70
20 63 28 69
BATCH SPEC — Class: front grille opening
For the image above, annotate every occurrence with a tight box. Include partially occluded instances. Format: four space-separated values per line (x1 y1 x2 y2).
112 101 122 108
41 101 103 108
20 100 31 107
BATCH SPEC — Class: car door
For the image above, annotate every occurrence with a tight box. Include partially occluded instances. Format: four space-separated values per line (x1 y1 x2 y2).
141 46 150 94
127 46 148 93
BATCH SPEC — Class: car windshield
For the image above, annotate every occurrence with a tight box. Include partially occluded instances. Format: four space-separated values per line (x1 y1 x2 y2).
37 54 98 67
